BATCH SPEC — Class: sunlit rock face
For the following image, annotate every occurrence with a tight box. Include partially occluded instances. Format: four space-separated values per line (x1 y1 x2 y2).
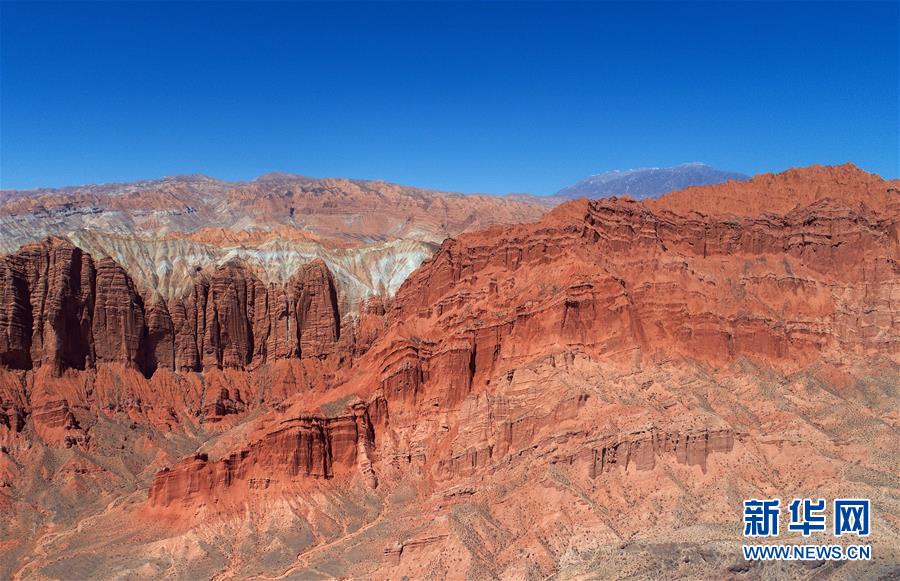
1 165 898 579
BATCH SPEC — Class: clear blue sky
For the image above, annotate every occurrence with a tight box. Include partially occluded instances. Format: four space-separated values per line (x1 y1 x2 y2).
1 1 897 194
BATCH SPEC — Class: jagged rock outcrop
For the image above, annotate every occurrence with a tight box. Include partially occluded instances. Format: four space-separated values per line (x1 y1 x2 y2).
0 255 32 370
391 190 898 370
294 261 341 357
0 243 343 377
0 238 97 374
145 298 175 372
147 402 377 509
589 428 739 476
0 240 347 450
92 257 147 367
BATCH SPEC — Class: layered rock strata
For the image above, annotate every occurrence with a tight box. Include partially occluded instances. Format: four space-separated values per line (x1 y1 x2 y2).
148 403 378 508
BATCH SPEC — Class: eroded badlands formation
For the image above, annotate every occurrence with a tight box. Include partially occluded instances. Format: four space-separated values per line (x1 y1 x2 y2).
0 164 898 579
0 174 551 311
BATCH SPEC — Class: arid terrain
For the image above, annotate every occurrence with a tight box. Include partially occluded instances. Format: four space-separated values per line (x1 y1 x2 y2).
0 175 552 311
1 164 898 579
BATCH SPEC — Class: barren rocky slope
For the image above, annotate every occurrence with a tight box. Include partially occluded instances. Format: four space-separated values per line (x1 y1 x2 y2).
0 174 552 314
0 173 552 250
0 164 898 579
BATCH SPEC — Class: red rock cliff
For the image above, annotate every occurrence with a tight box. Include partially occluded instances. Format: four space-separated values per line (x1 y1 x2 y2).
147 402 377 509
0 244 342 377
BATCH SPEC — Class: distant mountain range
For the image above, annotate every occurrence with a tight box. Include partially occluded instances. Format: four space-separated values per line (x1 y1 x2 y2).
555 162 748 199
0 173 549 310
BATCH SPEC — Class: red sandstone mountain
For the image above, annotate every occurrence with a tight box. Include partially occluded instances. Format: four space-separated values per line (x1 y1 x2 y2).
0 164 898 578
650 162 898 216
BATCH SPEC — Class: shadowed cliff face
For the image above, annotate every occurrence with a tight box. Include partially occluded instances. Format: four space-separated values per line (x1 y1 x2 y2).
0 239 95 374
0 165 898 579
0 241 342 377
